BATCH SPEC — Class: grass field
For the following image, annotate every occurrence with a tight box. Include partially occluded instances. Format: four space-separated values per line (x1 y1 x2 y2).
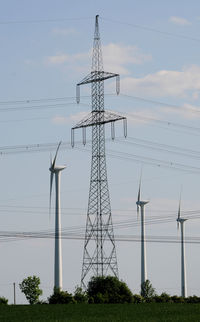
0 303 200 322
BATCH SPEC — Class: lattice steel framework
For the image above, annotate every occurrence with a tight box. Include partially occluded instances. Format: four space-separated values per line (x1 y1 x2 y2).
71 15 127 288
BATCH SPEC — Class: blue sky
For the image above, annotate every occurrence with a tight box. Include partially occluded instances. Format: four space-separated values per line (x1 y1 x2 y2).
1 0 200 303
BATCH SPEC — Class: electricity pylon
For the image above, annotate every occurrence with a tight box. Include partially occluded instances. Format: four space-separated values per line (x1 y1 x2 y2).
71 15 127 288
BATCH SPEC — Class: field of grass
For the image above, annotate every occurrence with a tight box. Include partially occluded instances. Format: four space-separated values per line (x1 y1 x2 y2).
0 303 200 322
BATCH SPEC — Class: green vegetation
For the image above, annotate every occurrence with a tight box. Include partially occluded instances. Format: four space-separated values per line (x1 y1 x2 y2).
141 279 156 299
17 275 200 305
3 275 198 321
87 276 133 303
1 276 200 321
0 297 8 305
48 289 75 304
19 276 43 305
48 286 87 304
0 303 200 322
73 286 88 303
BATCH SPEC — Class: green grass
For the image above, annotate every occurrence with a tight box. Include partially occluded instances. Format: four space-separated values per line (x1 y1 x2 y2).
0 303 200 322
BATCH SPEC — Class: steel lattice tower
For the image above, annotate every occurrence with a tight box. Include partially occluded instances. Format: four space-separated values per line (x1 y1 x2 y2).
71 15 127 288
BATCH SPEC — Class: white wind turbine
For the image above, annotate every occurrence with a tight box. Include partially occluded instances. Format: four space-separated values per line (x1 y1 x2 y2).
176 191 188 298
136 174 149 293
49 142 66 291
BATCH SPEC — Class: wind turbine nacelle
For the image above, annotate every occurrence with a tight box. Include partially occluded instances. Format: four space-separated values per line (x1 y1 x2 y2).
136 200 149 206
177 218 187 223
54 165 66 172
49 165 66 173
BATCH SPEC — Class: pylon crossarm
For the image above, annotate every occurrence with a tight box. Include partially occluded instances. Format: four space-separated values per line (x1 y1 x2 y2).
76 73 120 103
71 111 127 146
72 111 126 130
77 71 119 86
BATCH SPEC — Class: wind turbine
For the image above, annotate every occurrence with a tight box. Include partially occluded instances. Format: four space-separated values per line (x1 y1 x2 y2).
49 142 66 291
136 174 149 293
176 191 188 298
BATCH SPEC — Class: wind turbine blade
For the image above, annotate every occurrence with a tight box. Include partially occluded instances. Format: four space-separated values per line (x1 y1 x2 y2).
178 187 182 220
137 184 141 204
49 172 54 220
177 186 182 230
52 141 62 169
136 170 142 219
137 204 139 219
50 153 53 168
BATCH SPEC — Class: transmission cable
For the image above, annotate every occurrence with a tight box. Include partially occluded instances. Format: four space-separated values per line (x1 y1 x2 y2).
101 17 200 43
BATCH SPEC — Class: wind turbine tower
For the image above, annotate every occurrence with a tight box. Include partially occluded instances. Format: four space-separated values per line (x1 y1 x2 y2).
71 15 127 288
49 142 66 291
136 176 149 292
176 193 188 298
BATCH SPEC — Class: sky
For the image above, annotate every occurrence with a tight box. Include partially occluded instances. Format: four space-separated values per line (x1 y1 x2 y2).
1 0 200 303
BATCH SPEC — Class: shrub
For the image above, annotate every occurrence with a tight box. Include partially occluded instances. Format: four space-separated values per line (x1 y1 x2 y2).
141 280 156 299
36 300 48 305
171 295 185 303
186 296 200 303
73 286 88 303
48 289 75 304
87 276 133 304
132 294 144 303
0 297 8 305
153 292 172 303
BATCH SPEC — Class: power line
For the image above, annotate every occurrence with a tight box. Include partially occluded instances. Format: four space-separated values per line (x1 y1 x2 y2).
0 206 199 235
117 137 200 161
75 145 200 174
0 17 93 25
1 92 200 117
1 93 200 138
0 95 91 105
0 139 200 174
1 230 200 245
120 93 200 116
0 102 78 112
0 204 179 214
101 17 200 43
1 14 199 45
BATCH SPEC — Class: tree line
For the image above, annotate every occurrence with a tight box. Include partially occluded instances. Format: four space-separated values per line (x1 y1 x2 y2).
1 275 200 305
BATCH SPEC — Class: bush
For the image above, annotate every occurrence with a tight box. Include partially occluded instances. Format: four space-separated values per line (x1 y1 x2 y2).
186 296 200 303
171 295 185 303
132 294 144 303
141 280 156 299
48 289 75 304
87 276 133 304
0 297 8 305
153 292 172 303
36 300 48 305
74 286 88 303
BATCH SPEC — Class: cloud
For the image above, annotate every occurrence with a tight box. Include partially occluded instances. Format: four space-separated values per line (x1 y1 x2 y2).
52 27 76 36
163 102 200 119
121 65 200 99
125 109 162 126
102 43 151 74
52 111 88 125
169 16 191 26
46 52 88 65
47 54 70 64
45 43 151 74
